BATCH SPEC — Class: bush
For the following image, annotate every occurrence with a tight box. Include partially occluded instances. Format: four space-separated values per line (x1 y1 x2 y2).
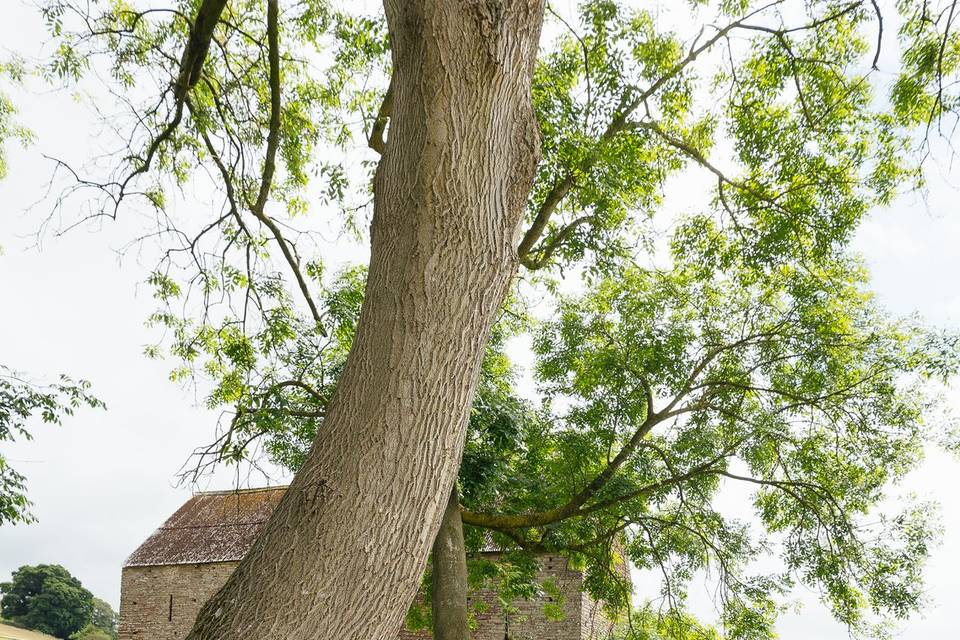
70 623 113 640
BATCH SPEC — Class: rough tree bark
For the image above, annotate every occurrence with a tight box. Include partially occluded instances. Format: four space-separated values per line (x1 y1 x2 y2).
432 487 470 640
186 1 545 638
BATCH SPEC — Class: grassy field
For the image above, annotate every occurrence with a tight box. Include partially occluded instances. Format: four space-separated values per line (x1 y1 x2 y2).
0 623 58 640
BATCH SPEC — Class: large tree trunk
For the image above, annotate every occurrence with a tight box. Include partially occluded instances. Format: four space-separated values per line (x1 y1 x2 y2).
432 487 470 640
187 2 544 638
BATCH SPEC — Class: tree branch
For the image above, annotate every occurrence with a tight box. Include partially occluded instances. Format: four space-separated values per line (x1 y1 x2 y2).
174 0 229 100
516 1 782 267
240 0 325 333
459 439 727 530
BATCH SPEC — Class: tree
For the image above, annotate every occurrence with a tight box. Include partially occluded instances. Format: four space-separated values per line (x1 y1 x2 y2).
0 565 94 639
456 259 956 638
15 0 960 638
0 367 104 525
87 598 118 640
262 257 958 639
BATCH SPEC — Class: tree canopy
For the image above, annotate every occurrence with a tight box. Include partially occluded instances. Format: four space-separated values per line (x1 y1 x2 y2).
4 0 960 637
0 565 94 639
251 247 958 637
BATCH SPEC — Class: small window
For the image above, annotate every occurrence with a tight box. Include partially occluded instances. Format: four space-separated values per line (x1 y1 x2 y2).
168 594 173 621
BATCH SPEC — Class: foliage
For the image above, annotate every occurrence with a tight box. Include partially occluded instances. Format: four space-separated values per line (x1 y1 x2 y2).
0 565 94 639
71 624 114 640
239 249 958 637
86 598 118 640
893 0 960 135
0 57 33 181
472 253 955 635
621 604 722 640
0 57 102 526
0 366 104 525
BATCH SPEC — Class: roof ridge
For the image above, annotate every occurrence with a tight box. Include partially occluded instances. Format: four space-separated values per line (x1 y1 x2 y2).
157 521 271 530
193 485 290 497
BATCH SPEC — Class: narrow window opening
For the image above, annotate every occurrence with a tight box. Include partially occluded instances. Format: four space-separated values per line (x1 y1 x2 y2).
168 594 173 621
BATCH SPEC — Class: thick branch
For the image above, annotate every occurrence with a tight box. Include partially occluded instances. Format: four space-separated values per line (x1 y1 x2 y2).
459 432 729 531
174 0 229 99
252 0 281 216
520 214 595 269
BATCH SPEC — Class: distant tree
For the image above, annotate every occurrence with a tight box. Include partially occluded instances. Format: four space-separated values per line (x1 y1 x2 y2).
0 366 104 525
87 598 117 640
0 564 94 639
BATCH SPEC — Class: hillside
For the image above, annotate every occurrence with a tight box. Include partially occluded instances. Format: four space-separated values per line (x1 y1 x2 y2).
0 623 58 640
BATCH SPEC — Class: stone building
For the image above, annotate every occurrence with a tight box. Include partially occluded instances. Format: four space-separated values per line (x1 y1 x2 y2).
119 487 622 640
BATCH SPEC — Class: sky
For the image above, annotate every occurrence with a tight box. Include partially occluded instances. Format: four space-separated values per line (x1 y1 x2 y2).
1 1 960 638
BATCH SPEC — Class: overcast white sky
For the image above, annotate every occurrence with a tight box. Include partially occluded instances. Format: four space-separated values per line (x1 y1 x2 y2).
1 1 959 638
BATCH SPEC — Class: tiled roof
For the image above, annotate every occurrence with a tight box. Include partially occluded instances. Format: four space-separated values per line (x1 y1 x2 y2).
124 486 286 567
125 485 515 568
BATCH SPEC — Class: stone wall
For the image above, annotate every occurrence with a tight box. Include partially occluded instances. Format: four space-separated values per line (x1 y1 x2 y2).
120 554 619 640
118 562 238 640
398 554 615 640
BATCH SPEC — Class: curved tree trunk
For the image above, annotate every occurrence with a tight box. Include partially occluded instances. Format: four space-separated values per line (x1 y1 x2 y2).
432 486 471 640
187 2 544 638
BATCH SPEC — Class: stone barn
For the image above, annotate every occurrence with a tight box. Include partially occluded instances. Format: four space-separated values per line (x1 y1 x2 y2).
118 487 623 640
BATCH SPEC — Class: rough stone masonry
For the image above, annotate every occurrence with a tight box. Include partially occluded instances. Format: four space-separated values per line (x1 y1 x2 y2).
119 487 624 639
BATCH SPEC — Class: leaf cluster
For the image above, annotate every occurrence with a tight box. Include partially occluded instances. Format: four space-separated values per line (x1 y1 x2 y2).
0 366 104 525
